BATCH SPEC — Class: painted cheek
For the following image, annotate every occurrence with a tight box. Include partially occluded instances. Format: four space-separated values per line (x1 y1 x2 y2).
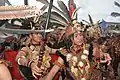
77 35 81 40
35 37 41 42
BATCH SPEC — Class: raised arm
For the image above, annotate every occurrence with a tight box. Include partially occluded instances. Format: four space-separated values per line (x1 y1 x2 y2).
45 57 64 80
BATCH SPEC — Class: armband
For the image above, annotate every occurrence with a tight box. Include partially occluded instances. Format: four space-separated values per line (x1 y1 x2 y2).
17 56 26 65
17 58 21 65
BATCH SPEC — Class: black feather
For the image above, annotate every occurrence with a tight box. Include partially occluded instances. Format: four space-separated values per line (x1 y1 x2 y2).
36 0 49 5
114 1 120 7
40 17 66 28
57 0 71 21
88 14 94 26
51 12 68 24
111 12 120 17
37 0 71 22
42 12 68 26
40 5 48 11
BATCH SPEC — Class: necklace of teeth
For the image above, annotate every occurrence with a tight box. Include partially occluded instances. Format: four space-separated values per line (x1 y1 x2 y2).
67 49 89 79
30 45 51 77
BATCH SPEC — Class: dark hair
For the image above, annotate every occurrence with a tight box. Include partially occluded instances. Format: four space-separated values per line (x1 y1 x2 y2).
88 43 94 61
97 37 107 45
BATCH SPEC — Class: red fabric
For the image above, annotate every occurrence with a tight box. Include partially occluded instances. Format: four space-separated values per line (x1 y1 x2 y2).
53 72 59 80
69 6 74 19
50 54 59 63
0 45 2 51
69 0 75 19
4 51 60 80
50 54 59 80
4 50 24 80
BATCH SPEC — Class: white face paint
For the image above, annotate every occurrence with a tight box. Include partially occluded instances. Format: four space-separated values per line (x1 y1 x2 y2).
72 56 78 66
66 54 73 62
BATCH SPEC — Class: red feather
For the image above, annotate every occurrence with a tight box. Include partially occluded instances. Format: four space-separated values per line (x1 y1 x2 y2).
69 0 75 20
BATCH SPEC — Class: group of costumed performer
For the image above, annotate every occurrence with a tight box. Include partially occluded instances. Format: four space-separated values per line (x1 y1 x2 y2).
0 19 115 80
15 18 111 80
0 0 116 80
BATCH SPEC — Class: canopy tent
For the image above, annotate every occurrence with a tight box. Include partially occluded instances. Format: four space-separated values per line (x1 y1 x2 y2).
0 5 45 42
104 16 120 23
100 16 120 34
0 5 55 34
0 5 40 20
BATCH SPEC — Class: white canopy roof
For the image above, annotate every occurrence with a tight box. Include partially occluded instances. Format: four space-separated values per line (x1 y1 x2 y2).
0 5 40 20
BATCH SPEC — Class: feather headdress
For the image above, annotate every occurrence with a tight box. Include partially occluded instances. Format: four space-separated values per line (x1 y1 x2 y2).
37 0 80 28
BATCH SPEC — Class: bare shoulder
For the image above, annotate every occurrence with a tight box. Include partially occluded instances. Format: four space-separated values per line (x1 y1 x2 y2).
0 63 7 69
19 46 29 54
21 47 28 51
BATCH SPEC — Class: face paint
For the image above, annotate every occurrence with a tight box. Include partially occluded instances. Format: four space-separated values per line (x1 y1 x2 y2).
31 33 42 43
73 32 84 45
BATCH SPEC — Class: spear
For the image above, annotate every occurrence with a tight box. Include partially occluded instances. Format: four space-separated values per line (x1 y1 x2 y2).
37 0 54 69
41 0 54 50
43 0 54 39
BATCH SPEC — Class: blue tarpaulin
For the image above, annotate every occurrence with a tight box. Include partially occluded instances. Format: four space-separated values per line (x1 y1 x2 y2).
100 19 107 33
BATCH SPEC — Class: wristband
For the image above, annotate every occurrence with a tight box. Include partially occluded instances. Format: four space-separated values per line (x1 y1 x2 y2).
27 60 34 67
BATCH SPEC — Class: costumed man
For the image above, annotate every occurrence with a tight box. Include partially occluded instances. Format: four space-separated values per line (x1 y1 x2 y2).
99 39 115 80
16 31 64 80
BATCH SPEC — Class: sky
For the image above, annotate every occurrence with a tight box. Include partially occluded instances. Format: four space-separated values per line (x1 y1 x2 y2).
8 0 120 23
75 0 120 22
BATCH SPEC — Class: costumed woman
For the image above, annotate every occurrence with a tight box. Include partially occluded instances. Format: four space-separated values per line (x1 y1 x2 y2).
46 20 91 80
65 20 91 80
